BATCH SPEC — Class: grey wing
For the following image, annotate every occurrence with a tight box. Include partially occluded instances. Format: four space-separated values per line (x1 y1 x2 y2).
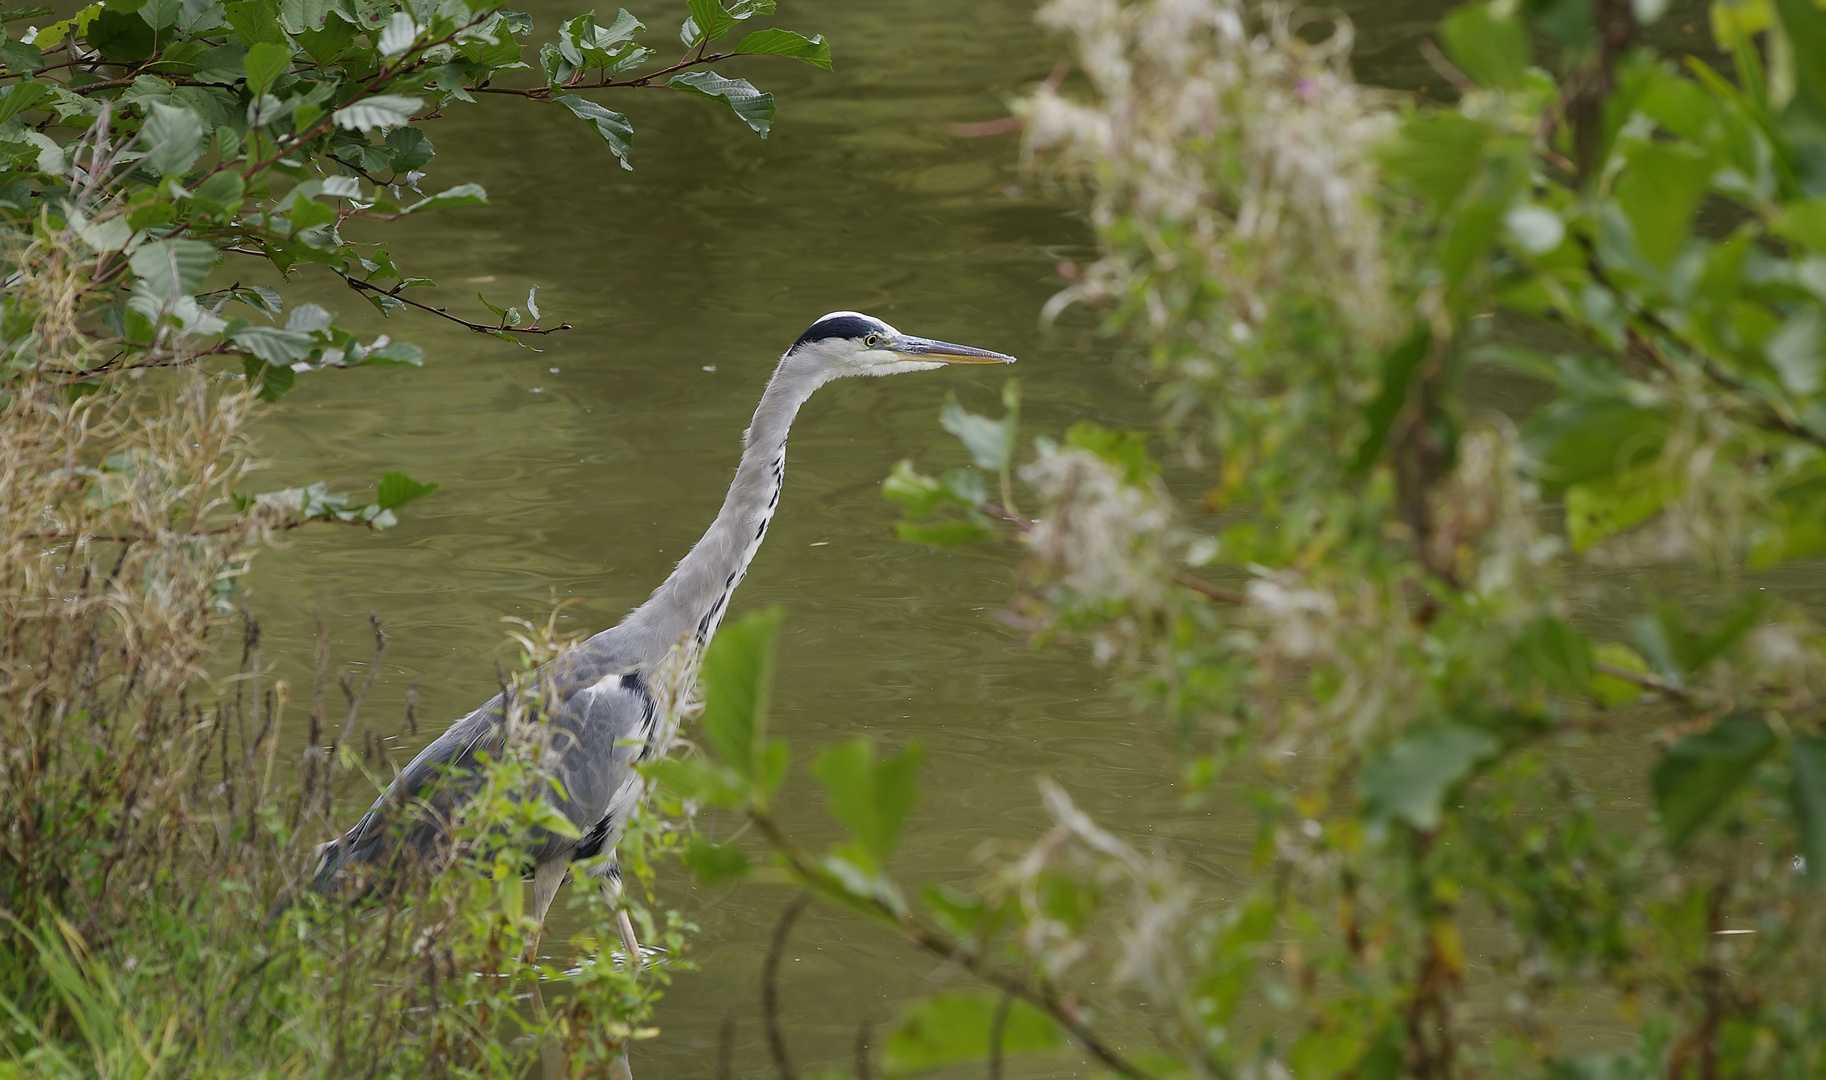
545 670 660 865
314 665 659 889
315 692 508 886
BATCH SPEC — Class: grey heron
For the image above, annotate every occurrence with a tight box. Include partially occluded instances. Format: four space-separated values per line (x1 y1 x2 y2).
313 311 1014 962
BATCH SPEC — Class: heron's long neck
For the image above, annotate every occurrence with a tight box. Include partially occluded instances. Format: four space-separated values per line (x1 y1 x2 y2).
626 358 828 655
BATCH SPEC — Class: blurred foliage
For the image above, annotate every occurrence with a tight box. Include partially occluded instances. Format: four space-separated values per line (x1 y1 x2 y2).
661 0 1826 1077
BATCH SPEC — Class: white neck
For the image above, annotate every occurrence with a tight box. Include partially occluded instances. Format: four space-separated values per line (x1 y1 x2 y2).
621 353 831 656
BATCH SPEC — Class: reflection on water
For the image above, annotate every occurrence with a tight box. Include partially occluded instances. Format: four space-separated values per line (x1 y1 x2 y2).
232 0 1683 1072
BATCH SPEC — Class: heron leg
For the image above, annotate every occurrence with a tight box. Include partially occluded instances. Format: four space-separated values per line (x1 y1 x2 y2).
599 862 643 968
526 858 568 963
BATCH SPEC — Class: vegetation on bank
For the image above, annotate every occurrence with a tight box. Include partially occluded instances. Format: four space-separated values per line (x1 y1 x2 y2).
665 0 1826 1077
0 0 826 1072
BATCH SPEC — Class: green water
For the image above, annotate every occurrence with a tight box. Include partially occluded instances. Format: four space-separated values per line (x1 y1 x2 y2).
238 1 1712 1072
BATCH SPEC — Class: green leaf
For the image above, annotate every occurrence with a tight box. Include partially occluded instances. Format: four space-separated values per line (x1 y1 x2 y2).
375 471 437 510
644 757 748 807
554 93 633 170
882 992 1063 1077
137 0 178 30
1439 1 1530 90
1380 112 1492 214
1613 141 1712 270
0 34 43 72
294 15 352 63
87 7 155 62
281 303 329 334
669 70 773 137
685 0 733 44
882 459 947 517
231 325 312 365
1565 466 1675 550
139 102 203 177
734 27 830 68
192 42 247 84
287 194 334 233
383 126 433 171
1522 396 1669 486
0 81 52 126
241 39 289 96
1653 714 1774 851
242 357 295 401
1628 597 1767 680
376 10 416 56
1589 642 1652 706
1516 616 1592 694
1350 323 1431 476
1774 0 1826 122
403 183 487 212
1063 421 1154 484
810 737 923 865
1774 197 1826 251
1791 737 1826 887
332 94 421 132
1766 309 1824 396
700 606 783 784
1360 723 1500 831
682 836 750 883
128 238 217 298
364 340 423 365
939 395 1012 472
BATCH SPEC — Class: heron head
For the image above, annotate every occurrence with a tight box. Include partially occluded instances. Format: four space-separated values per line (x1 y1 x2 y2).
787 311 1015 377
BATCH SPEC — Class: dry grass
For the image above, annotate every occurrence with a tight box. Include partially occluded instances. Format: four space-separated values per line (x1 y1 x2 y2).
0 121 669 1079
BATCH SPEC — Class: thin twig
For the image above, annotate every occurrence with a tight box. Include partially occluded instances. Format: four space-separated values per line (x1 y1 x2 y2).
1417 39 1475 94
977 502 1032 530
1172 570 1247 604
762 891 811 1080
340 274 572 336
466 50 736 97
988 990 1013 1080
1593 661 1702 707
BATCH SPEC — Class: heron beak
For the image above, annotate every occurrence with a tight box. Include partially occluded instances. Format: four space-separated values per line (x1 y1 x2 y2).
891 335 1017 365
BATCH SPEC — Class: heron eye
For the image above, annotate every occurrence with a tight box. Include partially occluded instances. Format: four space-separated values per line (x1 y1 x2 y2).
864 333 882 347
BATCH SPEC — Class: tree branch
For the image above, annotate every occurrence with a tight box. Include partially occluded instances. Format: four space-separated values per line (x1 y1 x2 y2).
1173 570 1247 604
1593 661 1704 708
748 810 1157 1080
340 274 572 336
467 50 737 97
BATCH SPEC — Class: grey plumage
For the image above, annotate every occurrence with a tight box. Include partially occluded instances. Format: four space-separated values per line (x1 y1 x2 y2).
312 311 1013 944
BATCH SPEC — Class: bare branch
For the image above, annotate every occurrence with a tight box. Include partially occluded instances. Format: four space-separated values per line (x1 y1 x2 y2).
763 891 811 1080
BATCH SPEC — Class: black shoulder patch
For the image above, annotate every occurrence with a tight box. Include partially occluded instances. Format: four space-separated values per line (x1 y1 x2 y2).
792 314 882 350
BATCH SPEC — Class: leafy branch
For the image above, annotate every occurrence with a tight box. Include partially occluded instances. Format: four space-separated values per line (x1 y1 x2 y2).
339 275 571 338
